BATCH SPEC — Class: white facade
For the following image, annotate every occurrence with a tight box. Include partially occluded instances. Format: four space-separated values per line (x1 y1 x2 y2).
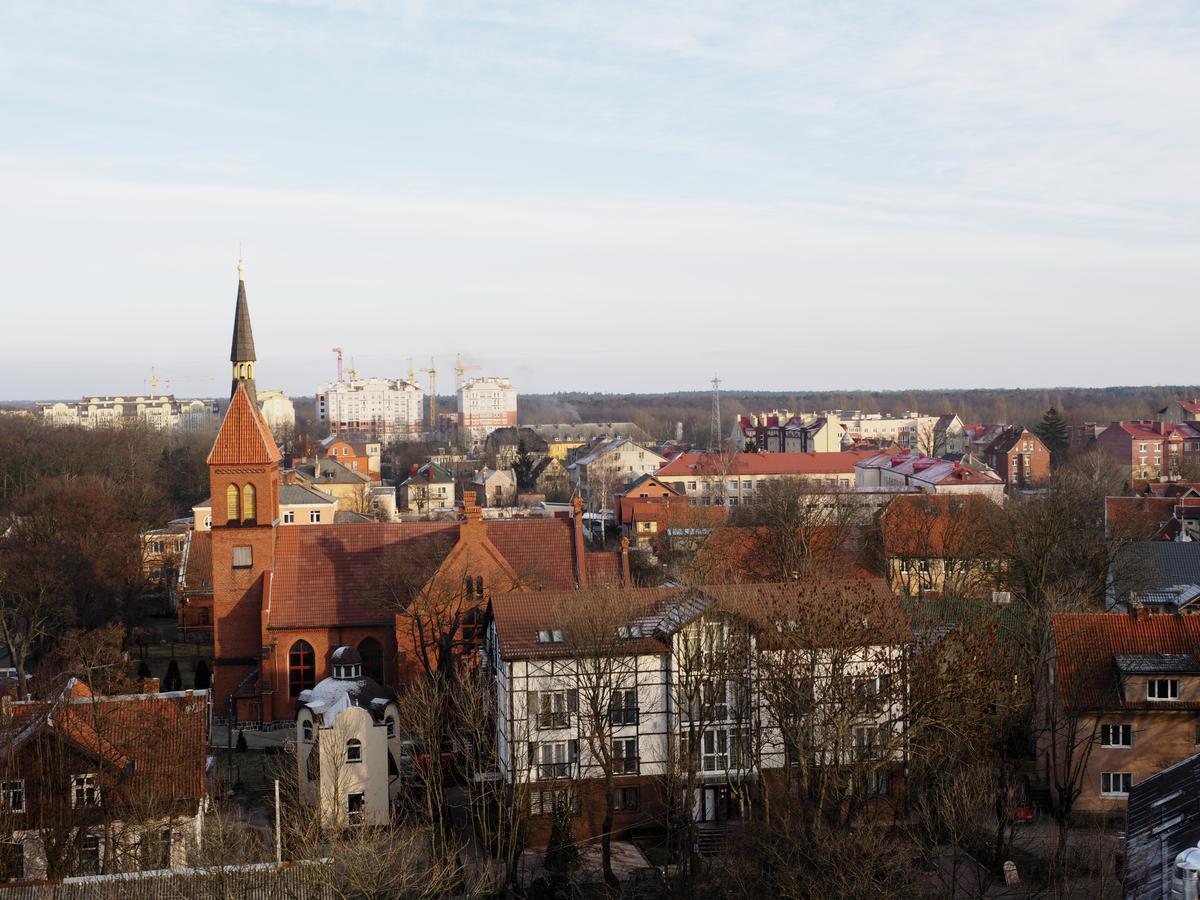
838 411 964 452
295 653 403 830
458 377 518 448
855 452 1006 500
570 439 668 511
316 378 424 438
39 396 218 431
257 389 296 435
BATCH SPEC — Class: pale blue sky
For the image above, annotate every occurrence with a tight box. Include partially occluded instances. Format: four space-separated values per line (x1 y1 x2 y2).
1 1 1198 399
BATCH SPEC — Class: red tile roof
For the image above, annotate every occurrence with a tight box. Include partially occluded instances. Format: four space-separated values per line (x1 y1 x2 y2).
1050 612 1200 710
490 579 908 661
484 518 579 590
1 680 208 810
585 551 623 586
267 517 588 629
880 494 1005 558
207 384 282 466
657 451 883 478
181 530 212 594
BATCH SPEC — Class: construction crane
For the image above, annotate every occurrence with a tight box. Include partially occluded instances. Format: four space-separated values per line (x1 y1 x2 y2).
419 357 438 435
331 348 344 382
406 358 415 384
145 368 213 398
454 352 479 389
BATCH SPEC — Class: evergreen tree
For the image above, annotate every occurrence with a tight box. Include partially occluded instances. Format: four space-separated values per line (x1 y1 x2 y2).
1036 407 1070 463
513 439 536 492
544 792 579 879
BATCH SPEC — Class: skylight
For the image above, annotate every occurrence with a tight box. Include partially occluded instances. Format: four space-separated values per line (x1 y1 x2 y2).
536 629 564 644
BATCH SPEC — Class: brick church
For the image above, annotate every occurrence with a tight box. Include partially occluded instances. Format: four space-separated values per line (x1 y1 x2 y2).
207 265 629 723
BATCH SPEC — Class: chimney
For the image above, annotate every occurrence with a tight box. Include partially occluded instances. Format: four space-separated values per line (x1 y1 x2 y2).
142 677 160 694
620 536 631 587
572 496 587 586
462 490 482 523
1128 596 1149 620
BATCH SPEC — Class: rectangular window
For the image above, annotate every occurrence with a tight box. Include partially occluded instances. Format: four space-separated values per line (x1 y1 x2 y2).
613 737 639 774
530 788 579 817
1147 679 1179 700
702 730 728 771
347 792 365 827
310 510 321 523
1100 724 1132 748
0 781 22 813
529 690 576 729
534 740 577 779
282 511 295 524
75 835 100 876
1100 772 1132 796
615 786 640 811
608 689 639 726
139 828 171 870
71 774 99 808
231 546 252 569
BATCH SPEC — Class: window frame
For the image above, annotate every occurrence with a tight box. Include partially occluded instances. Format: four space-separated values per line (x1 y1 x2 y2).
1100 723 1132 748
346 738 363 764
0 781 23 813
1147 678 1180 700
70 774 100 809
1100 771 1132 796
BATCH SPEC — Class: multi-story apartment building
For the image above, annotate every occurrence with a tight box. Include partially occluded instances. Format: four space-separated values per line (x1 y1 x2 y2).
1095 421 1200 482
316 377 424 439
257 389 295 436
38 396 219 431
655 451 885 507
732 412 843 453
486 580 909 844
839 411 965 455
457 377 518 449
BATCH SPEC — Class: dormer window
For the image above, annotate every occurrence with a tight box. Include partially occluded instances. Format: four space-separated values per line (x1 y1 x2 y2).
1148 678 1179 700
536 630 564 644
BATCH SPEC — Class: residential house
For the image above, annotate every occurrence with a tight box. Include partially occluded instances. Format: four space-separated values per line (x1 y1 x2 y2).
1105 485 1200 543
0 679 208 881
570 439 667 513
982 427 1051 490
732 412 844 454
613 474 689 548
1038 611 1200 815
289 457 372 513
531 457 569 502
855 452 1006 500
1096 421 1200 482
397 462 456 515
320 436 381 482
656 451 888 508
878 494 1006 599
528 423 650 462
473 468 518 507
192 483 339 532
295 646 403 830
486 580 909 844
483 427 550 468
1107 543 1200 613
457 377 518 449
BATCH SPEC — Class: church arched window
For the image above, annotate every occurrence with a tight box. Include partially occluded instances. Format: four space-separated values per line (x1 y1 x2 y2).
225 484 240 522
288 640 315 697
242 484 256 523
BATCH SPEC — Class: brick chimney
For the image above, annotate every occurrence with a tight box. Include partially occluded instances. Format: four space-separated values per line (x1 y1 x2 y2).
620 536 631 586
572 496 586 586
141 677 160 694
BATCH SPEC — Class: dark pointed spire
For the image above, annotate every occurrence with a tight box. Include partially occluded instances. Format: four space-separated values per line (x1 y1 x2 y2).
230 260 258 404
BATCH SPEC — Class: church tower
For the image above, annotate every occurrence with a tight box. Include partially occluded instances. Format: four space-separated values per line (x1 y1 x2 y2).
209 261 280 722
230 260 258 405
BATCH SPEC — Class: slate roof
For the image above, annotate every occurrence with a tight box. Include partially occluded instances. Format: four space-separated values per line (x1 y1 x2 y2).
1111 542 1200 595
206 384 281 466
294 458 370 485
1050 612 1200 710
230 273 256 363
1124 751 1200 900
1114 653 1200 675
280 484 337 505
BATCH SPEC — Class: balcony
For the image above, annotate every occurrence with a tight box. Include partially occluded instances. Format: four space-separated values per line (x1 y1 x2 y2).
537 762 574 780
613 756 640 775
607 707 639 727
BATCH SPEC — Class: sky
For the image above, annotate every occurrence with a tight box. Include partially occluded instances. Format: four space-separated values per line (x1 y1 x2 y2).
1 0 1198 400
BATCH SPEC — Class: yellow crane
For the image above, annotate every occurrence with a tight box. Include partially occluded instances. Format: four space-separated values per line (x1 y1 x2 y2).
406 357 415 384
419 357 438 434
454 352 479 389
146 368 213 398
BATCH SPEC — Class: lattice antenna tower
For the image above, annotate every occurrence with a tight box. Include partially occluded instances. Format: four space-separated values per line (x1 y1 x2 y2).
709 375 722 450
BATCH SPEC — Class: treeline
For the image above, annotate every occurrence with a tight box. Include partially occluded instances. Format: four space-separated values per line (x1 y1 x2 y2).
520 385 1200 443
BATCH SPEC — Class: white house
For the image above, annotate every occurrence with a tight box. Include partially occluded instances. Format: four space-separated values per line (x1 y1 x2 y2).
569 439 667 513
295 647 403 829
855 452 1005 500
